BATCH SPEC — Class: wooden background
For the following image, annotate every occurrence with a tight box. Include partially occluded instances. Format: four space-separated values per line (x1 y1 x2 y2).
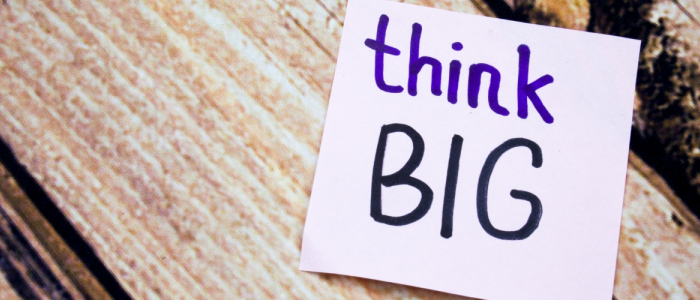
0 0 699 299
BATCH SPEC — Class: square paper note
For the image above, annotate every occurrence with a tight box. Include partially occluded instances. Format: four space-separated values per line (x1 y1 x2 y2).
300 0 640 299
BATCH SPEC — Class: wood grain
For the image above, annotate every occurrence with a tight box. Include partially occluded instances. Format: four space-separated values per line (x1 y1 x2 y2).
0 0 698 299
621 154 700 299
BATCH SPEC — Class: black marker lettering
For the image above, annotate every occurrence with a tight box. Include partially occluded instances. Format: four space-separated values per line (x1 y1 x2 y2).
371 124 434 225
440 135 463 238
476 138 543 240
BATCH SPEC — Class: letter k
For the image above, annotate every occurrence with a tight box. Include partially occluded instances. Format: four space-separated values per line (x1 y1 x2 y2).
517 45 554 124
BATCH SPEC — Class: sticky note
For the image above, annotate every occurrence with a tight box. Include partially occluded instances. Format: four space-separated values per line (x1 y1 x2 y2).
300 0 640 299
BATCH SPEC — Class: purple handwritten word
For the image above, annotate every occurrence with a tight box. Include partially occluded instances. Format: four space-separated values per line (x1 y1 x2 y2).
364 14 554 124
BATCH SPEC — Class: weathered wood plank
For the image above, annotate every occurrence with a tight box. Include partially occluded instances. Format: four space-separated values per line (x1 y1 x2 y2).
674 0 700 27
0 0 698 299
618 154 700 299
512 0 589 30
590 0 700 219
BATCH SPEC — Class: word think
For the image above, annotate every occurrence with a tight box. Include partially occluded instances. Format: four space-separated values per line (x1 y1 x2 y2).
365 15 555 124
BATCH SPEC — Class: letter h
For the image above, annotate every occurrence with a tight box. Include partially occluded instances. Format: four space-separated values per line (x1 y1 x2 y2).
408 23 442 97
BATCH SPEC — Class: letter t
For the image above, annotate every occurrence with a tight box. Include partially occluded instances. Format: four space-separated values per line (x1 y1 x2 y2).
365 15 404 93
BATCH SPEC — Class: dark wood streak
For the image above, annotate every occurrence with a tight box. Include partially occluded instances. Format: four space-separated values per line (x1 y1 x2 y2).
0 137 125 300
0 247 39 300
0 204 71 300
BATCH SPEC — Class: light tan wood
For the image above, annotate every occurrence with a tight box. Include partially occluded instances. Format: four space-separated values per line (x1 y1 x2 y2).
0 0 698 299
0 274 21 300
675 0 700 26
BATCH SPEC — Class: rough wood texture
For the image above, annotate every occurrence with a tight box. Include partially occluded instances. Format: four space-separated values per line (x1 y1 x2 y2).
509 1 700 295
620 154 700 299
0 0 698 299
512 0 590 30
589 0 700 215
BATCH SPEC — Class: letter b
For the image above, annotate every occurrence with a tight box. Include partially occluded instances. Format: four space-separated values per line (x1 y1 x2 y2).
371 124 433 225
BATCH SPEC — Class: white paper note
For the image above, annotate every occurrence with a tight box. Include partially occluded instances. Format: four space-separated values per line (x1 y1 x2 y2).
300 1 640 299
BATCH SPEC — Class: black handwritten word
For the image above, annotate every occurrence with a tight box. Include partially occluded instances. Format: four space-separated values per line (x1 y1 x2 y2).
364 15 555 124
371 123 543 240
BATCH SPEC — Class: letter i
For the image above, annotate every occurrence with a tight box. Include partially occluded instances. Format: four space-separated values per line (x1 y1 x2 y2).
441 135 463 238
447 42 463 104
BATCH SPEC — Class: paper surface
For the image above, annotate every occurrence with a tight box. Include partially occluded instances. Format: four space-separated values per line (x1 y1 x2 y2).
300 1 640 299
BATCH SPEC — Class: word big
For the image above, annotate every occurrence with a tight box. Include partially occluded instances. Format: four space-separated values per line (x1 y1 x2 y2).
371 123 544 240
365 15 555 124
